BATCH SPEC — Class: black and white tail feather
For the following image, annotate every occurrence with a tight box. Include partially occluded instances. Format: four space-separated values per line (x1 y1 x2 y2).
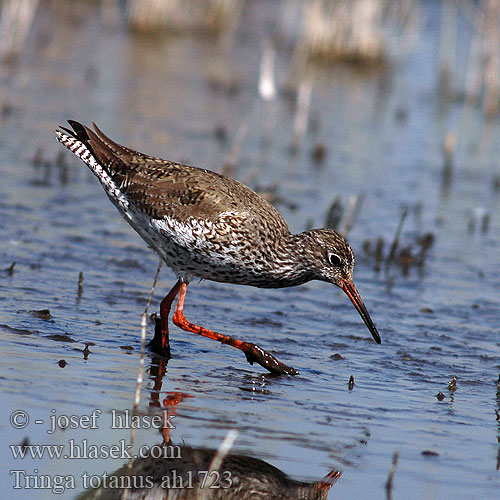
54 120 194 283
55 120 96 168
55 121 131 211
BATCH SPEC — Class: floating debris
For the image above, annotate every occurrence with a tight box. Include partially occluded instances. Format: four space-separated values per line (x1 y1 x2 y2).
330 353 345 361
348 375 355 390
398 246 415 276
83 344 90 360
311 142 327 164
46 334 76 343
418 233 435 252
421 450 439 457
6 261 15 275
29 308 51 320
448 375 457 392
0 323 33 335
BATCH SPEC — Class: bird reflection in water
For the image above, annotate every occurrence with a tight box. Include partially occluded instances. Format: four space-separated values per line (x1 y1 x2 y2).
78 361 341 500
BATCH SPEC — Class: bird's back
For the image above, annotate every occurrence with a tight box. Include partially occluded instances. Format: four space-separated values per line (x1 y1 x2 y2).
57 122 285 227
56 122 291 285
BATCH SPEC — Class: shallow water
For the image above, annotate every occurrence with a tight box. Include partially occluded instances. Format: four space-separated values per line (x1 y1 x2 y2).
1 1 499 499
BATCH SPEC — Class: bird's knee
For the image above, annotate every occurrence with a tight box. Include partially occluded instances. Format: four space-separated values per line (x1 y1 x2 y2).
172 311 184 327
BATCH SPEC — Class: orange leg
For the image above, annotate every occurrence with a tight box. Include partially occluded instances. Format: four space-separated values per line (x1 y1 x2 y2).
148 280 182 358
172 283 298 375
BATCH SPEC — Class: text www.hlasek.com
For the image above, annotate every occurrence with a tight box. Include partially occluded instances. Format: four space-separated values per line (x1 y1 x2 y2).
10 439 181 460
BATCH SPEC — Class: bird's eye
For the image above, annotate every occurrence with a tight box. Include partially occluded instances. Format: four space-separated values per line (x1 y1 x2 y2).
328 252 342 266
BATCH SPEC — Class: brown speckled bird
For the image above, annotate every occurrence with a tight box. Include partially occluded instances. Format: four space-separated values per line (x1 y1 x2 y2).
56 121 381 375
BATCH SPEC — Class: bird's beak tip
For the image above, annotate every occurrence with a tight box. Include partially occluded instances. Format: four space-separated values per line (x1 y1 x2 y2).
339 279 381 344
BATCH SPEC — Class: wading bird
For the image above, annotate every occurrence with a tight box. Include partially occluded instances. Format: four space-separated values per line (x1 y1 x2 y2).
56 121 381 375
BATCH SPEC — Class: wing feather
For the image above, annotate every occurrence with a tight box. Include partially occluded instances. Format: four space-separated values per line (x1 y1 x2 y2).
62 121 290 237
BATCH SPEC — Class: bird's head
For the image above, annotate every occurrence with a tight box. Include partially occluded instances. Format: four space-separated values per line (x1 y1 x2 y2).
299 228 381 344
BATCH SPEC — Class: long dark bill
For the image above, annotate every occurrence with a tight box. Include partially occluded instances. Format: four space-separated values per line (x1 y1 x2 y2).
340 279 381 344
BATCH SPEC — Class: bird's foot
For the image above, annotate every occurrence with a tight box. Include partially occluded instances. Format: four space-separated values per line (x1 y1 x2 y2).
244 343 298 375
147 317 172 359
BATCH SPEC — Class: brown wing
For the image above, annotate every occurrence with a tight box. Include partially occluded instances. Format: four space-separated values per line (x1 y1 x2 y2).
72 122 289 236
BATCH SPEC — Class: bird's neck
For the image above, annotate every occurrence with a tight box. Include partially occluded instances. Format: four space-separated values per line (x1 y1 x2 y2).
264 232 314 288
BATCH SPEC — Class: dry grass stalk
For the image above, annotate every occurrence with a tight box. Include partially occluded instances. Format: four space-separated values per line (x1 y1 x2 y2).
121 259 163 500
290 74 313 152
482 0 500 117
197 429 238 500
297 0 384 64
127 0 242 35
452 0 500 116
438 0 457 99
341 194 364 236
259 40 276 102
0 0 39 62
385 450 399 500
278 0 302 47
464 21 483 106
294 0 421 65
386 208 408 267
221 113 251 176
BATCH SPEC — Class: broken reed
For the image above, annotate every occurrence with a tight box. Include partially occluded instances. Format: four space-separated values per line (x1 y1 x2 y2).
440 0 500 117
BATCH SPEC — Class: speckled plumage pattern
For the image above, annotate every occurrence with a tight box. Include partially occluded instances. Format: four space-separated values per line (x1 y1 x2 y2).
54 122 355 289
55 121 381 374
